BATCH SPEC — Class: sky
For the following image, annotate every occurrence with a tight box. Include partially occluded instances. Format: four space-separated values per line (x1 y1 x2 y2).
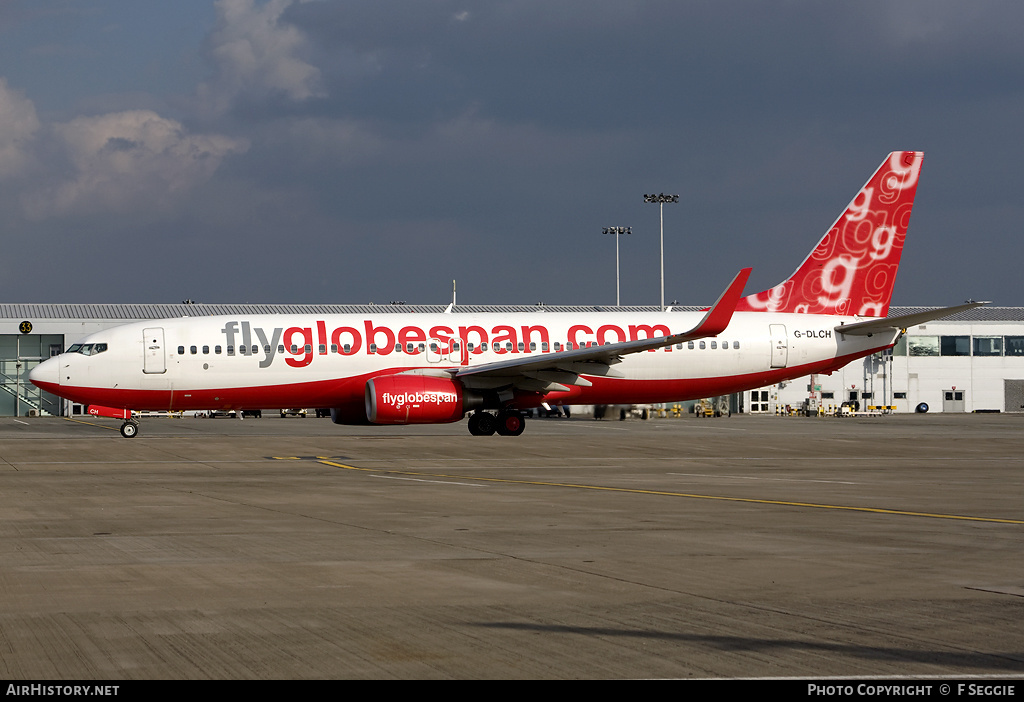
0 0 1021 307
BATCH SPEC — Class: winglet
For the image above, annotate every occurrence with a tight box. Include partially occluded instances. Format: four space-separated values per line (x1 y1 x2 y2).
683 267 751 339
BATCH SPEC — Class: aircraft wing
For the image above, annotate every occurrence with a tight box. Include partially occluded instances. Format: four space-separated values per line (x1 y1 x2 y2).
447 268 751 393
834 301 987 337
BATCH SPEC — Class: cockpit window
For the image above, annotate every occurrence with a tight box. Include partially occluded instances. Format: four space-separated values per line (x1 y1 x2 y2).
71 343 108 356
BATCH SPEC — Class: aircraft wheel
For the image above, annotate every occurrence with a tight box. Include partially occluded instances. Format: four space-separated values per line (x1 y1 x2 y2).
495 411 526 436
120 422 139 438
468 412 497 436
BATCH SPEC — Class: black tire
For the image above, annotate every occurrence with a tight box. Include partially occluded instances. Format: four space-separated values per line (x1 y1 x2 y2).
120 422 138 438
468 412 497 436
496 411 526 436
915 402 929 413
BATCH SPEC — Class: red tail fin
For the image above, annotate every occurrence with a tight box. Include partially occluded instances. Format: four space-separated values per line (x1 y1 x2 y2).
735 151 923 317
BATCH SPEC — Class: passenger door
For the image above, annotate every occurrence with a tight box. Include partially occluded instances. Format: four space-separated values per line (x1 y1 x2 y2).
769 324 788 368
143 328 166 374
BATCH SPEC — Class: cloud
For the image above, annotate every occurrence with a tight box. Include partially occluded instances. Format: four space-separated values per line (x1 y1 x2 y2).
0 77 40 179
21 110 248 219
196 0 323 116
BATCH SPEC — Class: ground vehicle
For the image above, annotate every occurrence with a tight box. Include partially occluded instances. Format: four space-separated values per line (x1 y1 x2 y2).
209 409 261 418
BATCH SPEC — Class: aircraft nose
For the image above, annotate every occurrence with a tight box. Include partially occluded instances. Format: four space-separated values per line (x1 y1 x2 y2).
29 357 60 391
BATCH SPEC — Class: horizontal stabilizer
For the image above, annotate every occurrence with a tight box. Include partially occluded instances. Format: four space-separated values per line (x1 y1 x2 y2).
834 302 987 336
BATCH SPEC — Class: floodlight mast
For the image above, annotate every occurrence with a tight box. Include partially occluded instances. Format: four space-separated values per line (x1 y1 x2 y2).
643 193 679 310
603 226 631 306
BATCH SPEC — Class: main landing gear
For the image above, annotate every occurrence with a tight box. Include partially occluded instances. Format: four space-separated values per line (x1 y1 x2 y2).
120 420 139 438
467 410 526 437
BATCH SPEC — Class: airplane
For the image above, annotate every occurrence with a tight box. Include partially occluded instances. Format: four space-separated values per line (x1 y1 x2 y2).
30 151 982 438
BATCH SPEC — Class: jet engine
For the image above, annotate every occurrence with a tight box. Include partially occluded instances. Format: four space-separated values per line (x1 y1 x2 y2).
364 374 478 425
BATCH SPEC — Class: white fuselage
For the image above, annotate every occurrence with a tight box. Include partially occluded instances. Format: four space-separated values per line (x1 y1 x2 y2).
31 310 894 414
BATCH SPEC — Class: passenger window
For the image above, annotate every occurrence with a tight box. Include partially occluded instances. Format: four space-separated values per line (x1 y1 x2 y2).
688 341 694 349
190 346 197 354
319 344 327 354
343 344 351 354
304 344 312 354
370 343 377 353
227 345 234 356
699 341 706 349
290 344 298 354
541 342 548 351
215 345 222 354
203 346 209 354
278 345 284 354
733 341 740 349
711 341 717 349
252 345 259 355
178 346 185 355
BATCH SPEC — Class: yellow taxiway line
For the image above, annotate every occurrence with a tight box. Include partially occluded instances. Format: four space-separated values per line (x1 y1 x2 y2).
317 460 1024 525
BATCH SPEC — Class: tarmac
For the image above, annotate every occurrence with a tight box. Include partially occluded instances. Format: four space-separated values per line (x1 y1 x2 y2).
1 411 1023 679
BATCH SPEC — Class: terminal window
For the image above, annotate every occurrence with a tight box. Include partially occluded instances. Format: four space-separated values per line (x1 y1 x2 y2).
1005 336 1024 356
908 336 939 356
973 337 1002 356
940 336 970 356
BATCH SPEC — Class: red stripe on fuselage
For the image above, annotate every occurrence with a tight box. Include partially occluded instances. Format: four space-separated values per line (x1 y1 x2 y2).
37 346 888 413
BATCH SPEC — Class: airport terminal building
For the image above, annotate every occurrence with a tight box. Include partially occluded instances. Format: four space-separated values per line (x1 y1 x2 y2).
3 303 1023 417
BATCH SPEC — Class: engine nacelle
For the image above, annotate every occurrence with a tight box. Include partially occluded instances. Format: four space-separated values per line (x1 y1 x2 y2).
365 375 467 425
